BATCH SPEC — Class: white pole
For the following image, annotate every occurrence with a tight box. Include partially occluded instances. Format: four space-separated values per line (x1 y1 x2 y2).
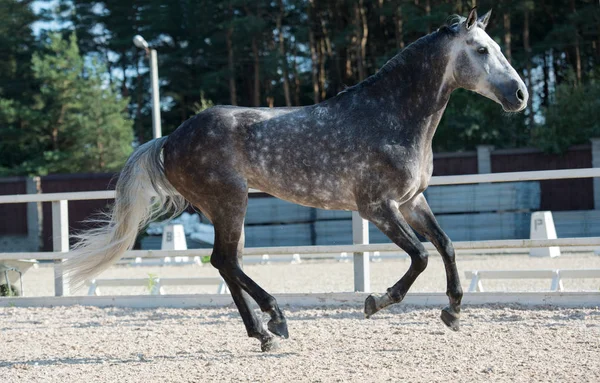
352 212 370 292
149 49 162 139
52 200 69 296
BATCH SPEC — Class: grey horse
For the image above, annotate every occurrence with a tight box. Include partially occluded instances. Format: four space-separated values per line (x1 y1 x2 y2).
65 9 528 352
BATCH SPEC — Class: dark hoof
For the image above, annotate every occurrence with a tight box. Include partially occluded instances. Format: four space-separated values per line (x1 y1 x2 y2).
268 319 289 339
260 337 279 352
364 294 379 319
440 307 460 331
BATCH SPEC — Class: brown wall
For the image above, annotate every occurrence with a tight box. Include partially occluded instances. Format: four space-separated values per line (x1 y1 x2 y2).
491 145 592 211
40 173 117 251
0 177 27 235
433 152 478 176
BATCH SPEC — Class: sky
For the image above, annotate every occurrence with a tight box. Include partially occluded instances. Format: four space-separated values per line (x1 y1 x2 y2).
31 0 65 36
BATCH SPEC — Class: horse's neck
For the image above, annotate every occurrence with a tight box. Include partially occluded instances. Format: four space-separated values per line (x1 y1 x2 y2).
360 34 455 143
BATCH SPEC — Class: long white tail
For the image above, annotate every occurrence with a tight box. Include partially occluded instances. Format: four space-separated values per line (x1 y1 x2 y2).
64 137 187 289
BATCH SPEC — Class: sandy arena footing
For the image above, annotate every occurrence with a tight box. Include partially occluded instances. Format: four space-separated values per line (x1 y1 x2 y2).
0 304 598 382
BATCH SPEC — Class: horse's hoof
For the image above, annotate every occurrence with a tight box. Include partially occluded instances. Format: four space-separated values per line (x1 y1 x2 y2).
268 319 289 339
260 337 279 352
364 294 380 319
440 307 460 331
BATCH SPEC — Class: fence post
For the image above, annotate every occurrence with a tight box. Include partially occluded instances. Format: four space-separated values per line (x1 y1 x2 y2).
476 145 494 174
26 176 42 251
591 138 600 209
52 200 69 296
352 212 370 292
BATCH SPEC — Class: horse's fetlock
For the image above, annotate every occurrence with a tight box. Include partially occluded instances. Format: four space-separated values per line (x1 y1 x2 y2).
448 286 463 303
259 296 278 312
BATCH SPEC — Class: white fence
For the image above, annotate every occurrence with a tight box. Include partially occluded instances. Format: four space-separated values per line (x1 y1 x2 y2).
465 269 600 292
1 167 600 297
2 292 600 309
87 277 228 296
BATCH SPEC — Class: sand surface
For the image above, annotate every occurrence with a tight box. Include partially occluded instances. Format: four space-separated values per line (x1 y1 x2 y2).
1 304 599 382
3 253 600 381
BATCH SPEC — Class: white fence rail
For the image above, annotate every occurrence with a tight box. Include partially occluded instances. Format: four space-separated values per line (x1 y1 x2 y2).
2 292 600 309
87 277 228 296
1 167 600 297
465 269 600 292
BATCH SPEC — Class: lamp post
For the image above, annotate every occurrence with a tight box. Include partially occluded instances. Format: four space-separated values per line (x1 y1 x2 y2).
133 35 162 139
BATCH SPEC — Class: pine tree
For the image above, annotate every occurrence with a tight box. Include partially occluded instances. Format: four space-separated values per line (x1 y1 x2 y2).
29 0 600 153
0 33 133 175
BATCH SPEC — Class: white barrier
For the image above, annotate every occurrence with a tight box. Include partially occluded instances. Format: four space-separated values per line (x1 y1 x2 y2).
465 269 600 292
2 167 600 296
87 276 228 296
2 292 600 309
243 253 302 265
130 256 202 266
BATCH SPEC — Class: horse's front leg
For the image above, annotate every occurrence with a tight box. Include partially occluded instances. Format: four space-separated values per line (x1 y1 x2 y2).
360 199 429 318
399 193 463 331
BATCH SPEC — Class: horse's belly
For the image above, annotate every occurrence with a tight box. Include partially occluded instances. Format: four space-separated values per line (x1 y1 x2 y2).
248 174 357 211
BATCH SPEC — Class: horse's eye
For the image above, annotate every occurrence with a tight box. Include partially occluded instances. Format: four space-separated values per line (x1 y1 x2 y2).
477 47 489 55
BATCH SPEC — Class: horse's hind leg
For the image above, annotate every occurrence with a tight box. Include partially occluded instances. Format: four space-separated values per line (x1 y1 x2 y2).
205 189 288 349
399 194 462 330
220 271 278 350
360 199 429 318
212 225 276 351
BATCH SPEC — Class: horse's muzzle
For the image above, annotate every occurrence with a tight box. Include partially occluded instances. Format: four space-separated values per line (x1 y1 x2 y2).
499 80 528 112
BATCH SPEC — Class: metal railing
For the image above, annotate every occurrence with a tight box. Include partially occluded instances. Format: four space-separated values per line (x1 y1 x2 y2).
1 167 600 296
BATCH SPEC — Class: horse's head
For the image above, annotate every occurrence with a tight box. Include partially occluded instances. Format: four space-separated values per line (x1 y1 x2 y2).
448 8 528 112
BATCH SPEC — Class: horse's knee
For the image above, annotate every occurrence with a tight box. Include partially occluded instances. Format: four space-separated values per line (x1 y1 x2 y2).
411 250 429 273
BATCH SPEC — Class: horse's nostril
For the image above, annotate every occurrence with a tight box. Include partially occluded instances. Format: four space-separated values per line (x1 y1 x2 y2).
516 89 525 102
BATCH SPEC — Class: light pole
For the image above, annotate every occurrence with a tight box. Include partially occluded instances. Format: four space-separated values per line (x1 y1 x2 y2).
133 35 162 139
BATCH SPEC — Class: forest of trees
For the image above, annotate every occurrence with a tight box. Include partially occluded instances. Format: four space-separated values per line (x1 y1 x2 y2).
0 0 599 175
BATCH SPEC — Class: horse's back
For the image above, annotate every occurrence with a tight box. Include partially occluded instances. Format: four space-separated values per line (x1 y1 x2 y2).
162 105 306 194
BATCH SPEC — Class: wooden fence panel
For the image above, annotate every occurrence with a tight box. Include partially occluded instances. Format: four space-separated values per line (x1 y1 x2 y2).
491 146 592 211
40 173 117 251
0 177 27 235
433 152 478 176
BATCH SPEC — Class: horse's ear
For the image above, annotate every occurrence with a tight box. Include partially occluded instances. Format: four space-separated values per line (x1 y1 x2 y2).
478 9 492 30
465 7 478 31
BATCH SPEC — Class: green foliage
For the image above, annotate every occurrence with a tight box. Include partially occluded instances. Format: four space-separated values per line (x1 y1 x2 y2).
532 78 600 153
0 283 20 297
61 0 600 153
1 0 600 171
0 0 39 101
146 273 158 293
435 90 529 152
0 33 133 176
192 91 215 115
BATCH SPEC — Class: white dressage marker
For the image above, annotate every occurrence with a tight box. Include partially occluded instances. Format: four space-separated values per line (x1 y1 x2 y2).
530 211 561 257
162 224 188 251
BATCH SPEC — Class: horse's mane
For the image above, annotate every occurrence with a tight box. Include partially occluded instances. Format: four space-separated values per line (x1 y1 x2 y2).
339 16 465 95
